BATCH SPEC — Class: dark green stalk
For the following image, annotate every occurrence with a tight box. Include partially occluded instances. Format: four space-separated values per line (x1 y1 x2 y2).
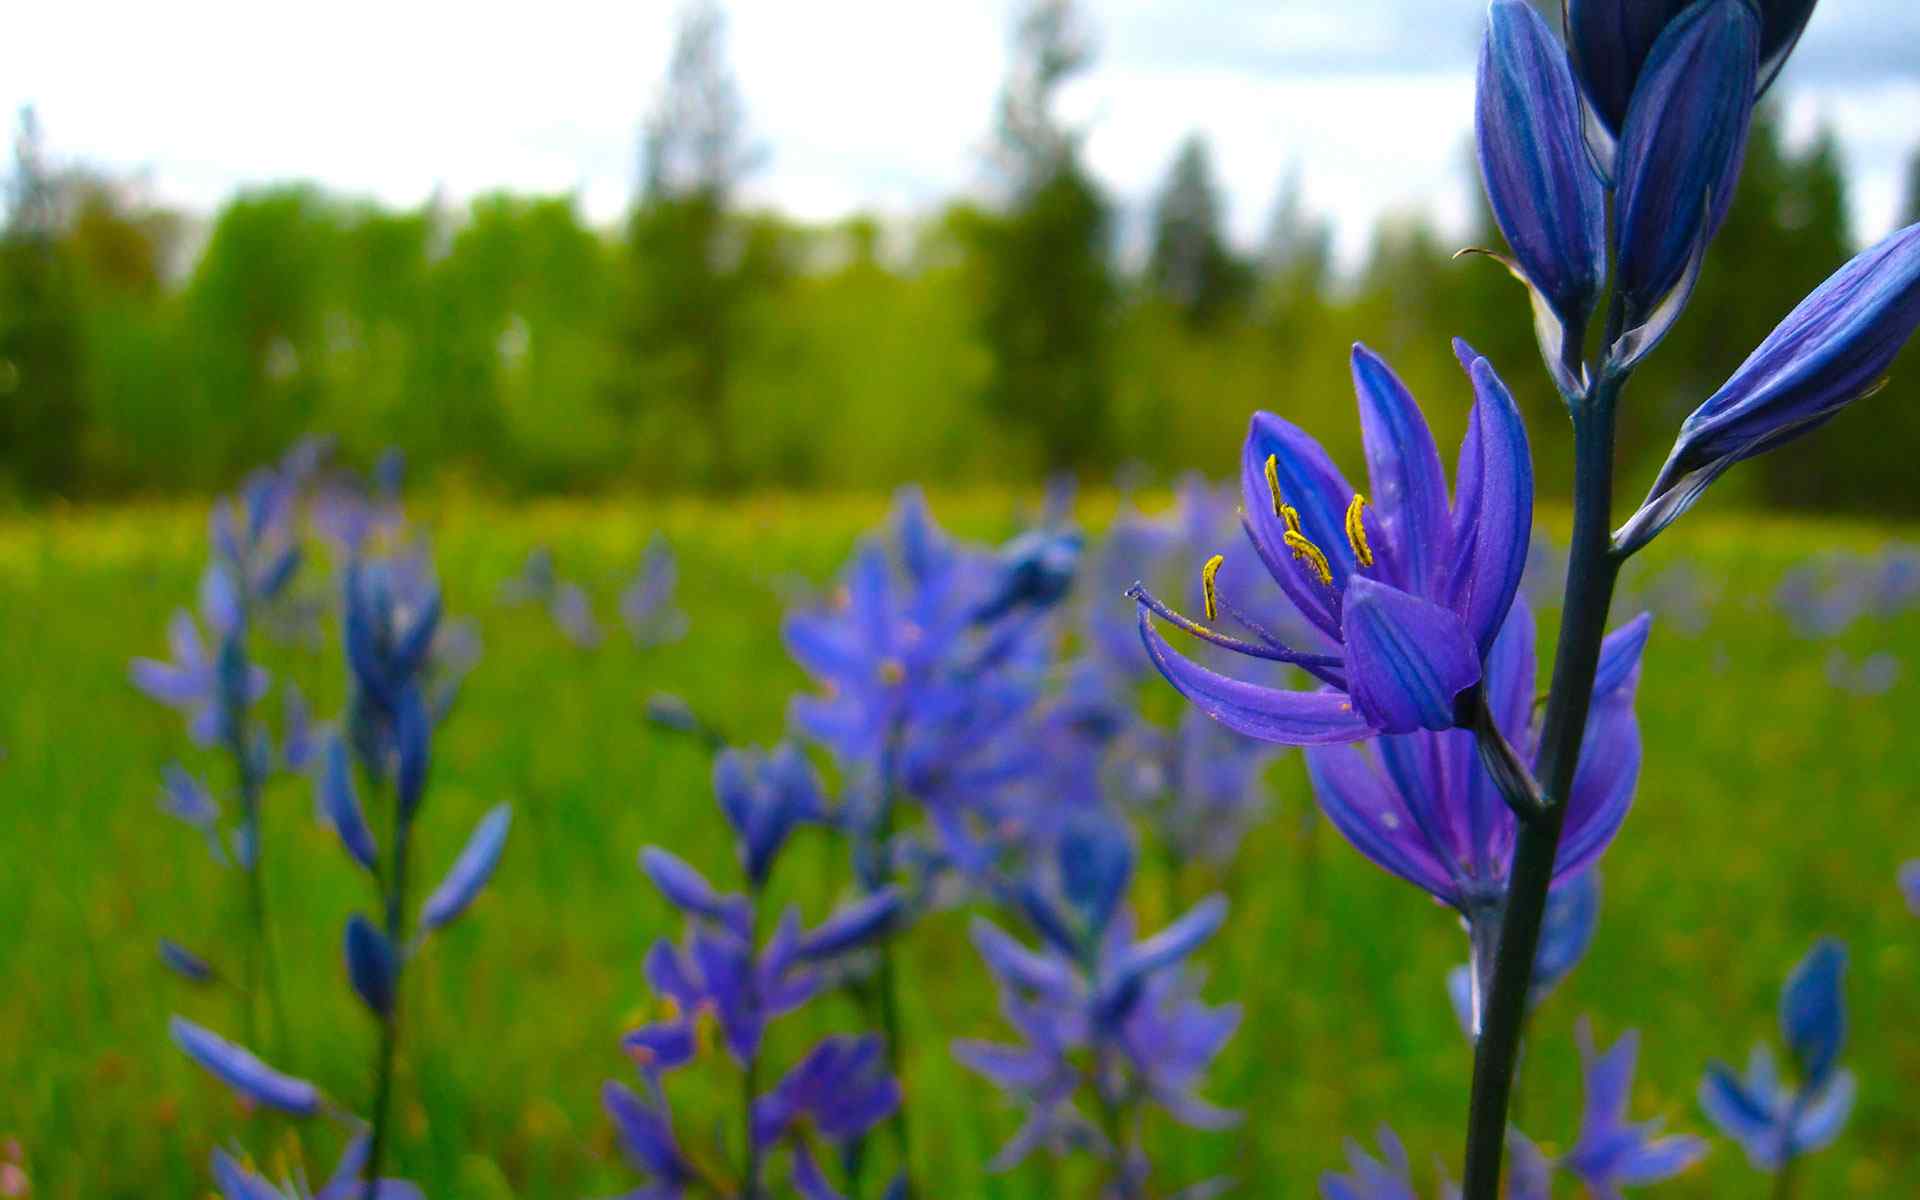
1461 374 1625 1198
364 782 413 1190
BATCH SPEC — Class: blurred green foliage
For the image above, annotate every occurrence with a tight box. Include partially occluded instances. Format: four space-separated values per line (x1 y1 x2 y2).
1 90 1915 513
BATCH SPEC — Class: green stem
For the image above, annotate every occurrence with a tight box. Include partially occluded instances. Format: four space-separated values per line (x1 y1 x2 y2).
1460 375 1624 1198
871 730 913 1192
364 781 413 1190
1774 1154 1799 1200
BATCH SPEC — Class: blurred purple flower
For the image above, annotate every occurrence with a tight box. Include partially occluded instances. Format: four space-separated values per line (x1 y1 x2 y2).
131 596 269 746
1558 1018 1709 1195
714 745 826 887
1700 939 1854 1171
1448 870 1600 1037
1135 342 1531 743
750 1035 901 1150
622 535 689 647
211 1136 422 1200
1901 860 1920 917
169 1016 323 1116
550 581 603 649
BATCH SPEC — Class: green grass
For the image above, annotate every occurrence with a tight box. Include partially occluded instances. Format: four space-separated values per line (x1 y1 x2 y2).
1 492 1918 1198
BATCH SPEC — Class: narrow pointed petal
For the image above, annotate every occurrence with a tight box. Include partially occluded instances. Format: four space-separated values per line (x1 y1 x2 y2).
1625 223 1920 551
1460 357 1534 656
1780 938 1846 1087
1556 668 1642 881
1476 1 1607 361
640 847 752 937
796 889 902 961
1613 0 1759 325
1304 742 1459 904
320 738 378 872
345 914 397 1017
1699 1060 1778 1148
169 1016 323 1115
419 804 512 930
1790 1068 1856 1155
1593 612 1653 699
1240 412 1358 641
1138 610 1373 745
1351 345 1451 595
1341 578 1480 734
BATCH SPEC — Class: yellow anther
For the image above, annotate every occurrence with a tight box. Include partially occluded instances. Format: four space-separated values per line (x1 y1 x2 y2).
1264 454 1304 535
1283 530 1334 586
1201 554 1225 623
1345 493 1375 568
878 658 906 686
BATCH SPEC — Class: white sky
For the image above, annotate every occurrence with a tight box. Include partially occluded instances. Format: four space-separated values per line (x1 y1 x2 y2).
8 1 1917 269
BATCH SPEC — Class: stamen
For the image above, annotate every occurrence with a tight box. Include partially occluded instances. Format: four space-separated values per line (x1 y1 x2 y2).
1263 453 1304 535
1345 493 1375 568
1283 530 1333 585
1201 554 1225 622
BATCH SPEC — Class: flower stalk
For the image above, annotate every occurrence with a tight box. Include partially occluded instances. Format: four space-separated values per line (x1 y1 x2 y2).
1461 371 1625 1198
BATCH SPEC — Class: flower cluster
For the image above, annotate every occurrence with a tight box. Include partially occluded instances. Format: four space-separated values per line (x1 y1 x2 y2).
604 746 905 1199
1699 939 1854 1173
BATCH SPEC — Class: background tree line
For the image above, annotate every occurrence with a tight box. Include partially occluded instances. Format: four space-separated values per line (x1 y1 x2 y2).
2 0 1915 514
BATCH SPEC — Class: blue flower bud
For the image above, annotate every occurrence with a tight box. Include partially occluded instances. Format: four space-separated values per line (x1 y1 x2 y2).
795 889 902 962
1475 0 1608 392
169 1015 322 1115
159 938 216 985
319 738 379 872
1619 223 1920 552
345 914 397 1017
393 685 431 823
1610 0 1759 363
1781 938 1846 1089
419 804 512 931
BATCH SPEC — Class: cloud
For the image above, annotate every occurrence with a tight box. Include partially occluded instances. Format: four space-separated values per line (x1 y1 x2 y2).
1 0 1911 262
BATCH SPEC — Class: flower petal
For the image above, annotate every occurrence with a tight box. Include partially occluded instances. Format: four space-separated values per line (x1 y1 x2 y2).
1612 0 1759 322
1476 2 1608 349
1240 411 1358 641
1340 577 1480 734
1351 345 1452 597
1780 938 1847 1088
1304 742 1459 905
1138 609 1373 745
1461 356 1534 657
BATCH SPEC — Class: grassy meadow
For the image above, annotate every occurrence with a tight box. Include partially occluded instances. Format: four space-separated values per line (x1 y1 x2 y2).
1 492 1917 1197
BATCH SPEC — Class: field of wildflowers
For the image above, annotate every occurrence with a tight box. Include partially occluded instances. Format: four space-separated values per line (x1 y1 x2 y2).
5 2 1920 1197
1 485 1918 1196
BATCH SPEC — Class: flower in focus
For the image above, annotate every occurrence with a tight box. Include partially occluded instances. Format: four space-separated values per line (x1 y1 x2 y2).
1620 222 1920 552
1557 1018 1709 1195
1306 597 1647 1027
1134 342 1531 744
1699 939 1854 1171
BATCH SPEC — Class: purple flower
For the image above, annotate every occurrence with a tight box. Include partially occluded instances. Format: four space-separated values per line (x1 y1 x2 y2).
1568 0 1814 148
1699 939 1854 1171
1621 223 1920 551
750 1035 901 1150
344 915 397 1018
131 598 269 746
622 535 689 647
1901 860 1920 916
1304 597 1646 974
497 546 556 606
1475 0 1608 395
211 1136 422 1200
1321 1126 1546 1200
714 744 826 887
159 938 217 985
954 897 1238 1181
418 804 512 931
549 581 602 649
603 1081 693 1197
1134 342 1531 743
169 1016 323 1116
1558 1019 1709 1195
